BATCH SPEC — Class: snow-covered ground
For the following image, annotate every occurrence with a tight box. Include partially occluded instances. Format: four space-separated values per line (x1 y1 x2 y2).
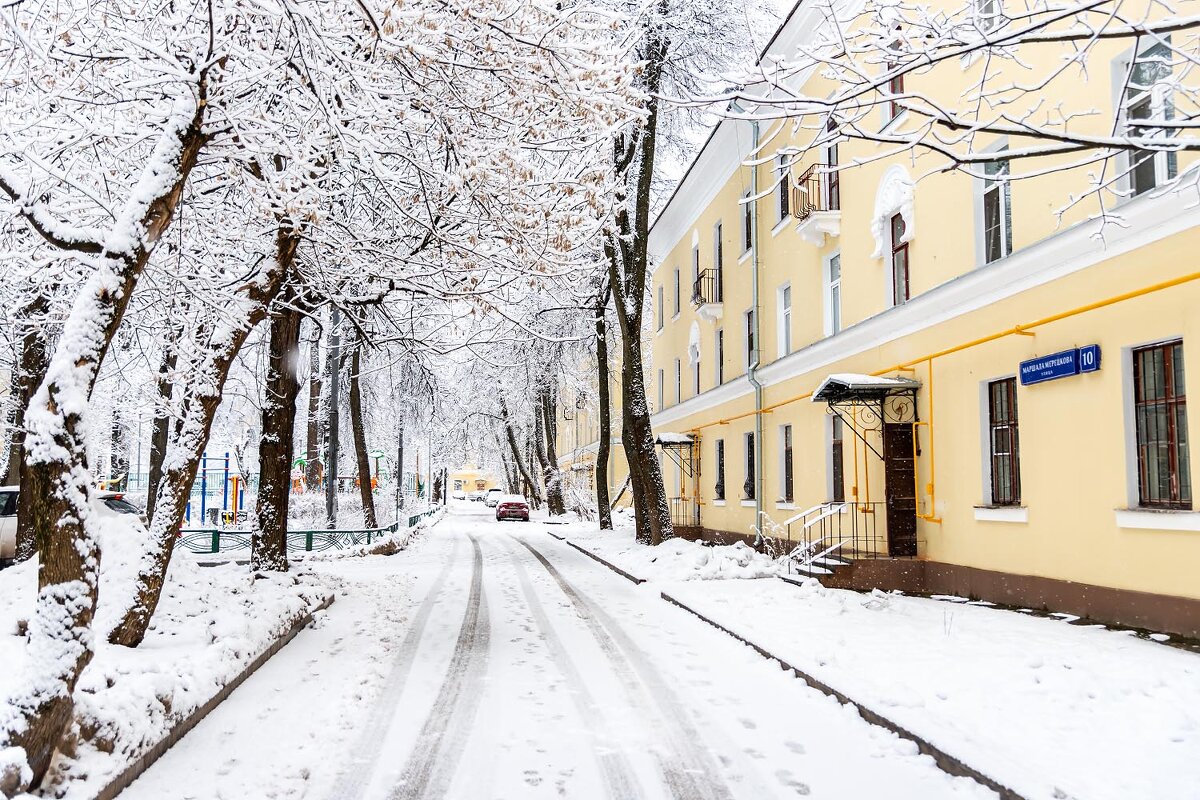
0 517 334 799
117 504 998 800
557 522 1200 800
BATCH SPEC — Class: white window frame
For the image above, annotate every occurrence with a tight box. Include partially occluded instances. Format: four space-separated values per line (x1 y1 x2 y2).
974 0 1003 32
776 283 792 358
744 308 755 372
674 358 681 405
778 423 794 502
776 154 791 224
673 268 681 318
742 191 753 257
1113 38 1177 199
885 213 910 308
973 138 1012 266
656 285 664 332
744 431 756 501
712 220 723 301
656 368 664 410
823 251 842 336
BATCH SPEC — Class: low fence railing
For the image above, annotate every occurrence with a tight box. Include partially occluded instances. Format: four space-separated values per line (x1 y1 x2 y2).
174 507 442 555
777 501 887 570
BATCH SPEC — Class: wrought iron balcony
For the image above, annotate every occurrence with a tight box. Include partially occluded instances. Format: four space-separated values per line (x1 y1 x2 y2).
791 163 842 245
692 268 723 306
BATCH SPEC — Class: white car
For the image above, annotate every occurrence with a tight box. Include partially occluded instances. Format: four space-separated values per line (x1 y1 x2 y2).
0 486 147 566
483 488 504 507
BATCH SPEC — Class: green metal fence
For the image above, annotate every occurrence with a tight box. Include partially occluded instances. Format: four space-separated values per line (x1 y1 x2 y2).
174 507 442 555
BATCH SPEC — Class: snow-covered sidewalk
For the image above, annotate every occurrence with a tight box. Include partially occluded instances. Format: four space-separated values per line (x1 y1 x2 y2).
557 523 1200 800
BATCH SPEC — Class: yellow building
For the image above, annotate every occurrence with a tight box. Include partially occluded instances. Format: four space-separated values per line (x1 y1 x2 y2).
564 2 1200 636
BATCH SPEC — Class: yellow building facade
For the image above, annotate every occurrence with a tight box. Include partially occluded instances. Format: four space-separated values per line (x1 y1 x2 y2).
562 1 1200 636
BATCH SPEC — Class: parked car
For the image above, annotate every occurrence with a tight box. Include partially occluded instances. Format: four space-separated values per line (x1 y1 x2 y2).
483 488 504 507
495 494 530 522
451 489 466 500
0 486 147 567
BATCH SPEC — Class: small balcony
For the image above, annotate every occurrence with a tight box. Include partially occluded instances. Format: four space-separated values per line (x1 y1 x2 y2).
691 268 724 322
791 163 842 246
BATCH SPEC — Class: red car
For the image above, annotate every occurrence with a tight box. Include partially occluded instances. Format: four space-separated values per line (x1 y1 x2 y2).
495 495 530 522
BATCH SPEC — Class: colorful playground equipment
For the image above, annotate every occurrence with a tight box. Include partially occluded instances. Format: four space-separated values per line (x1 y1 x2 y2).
184 452 247 526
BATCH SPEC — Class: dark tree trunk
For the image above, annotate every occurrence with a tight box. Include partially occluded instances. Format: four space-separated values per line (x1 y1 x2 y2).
146 327 181 522
595 287 613 530
108 224 292 648
540 383 566 516
251 280 305 572
604 15 673 546
500 399 541 504
3 98 209 792
11 293 52 563
305 322 323 491
109 411 129 488
349 343 377 528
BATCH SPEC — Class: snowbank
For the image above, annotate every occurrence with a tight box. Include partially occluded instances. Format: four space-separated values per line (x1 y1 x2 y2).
555 518 781 581
0 516 332 799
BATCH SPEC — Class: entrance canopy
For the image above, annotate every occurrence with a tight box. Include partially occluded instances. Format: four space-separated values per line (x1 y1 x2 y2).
656 432 697 477
812 373 920 404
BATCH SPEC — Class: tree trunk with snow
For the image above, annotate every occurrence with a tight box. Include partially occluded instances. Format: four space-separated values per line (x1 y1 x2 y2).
500 398 541 505
10 292 52 564
540 384 566 516
595 289 613 531
305 322 323 492
107 231 291 648
145 325 181 523
0 94 209 794
349 342 377 529
252 262 304 573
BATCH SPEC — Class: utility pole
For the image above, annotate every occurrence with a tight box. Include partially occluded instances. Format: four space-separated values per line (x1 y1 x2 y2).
325 306 340 529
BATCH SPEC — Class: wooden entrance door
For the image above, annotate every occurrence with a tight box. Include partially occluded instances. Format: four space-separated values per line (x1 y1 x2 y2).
882 423 917 557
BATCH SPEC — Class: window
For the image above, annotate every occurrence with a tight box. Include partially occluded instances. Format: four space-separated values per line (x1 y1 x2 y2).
657 368 664 410
712 221 724 301
975 0 1002 32
885 63 904 122
657 286 664 331
827 252 842 335
693 358 701 396
1123 40 1177 197
777 155 791 221
745 309 756 370
831 416 846 502
825 142 840 211
691 245 700 293
890 213 910 306
1134 340 1191 508
715 439 726 501
715 329 724 385
673 268 681 317
781 424 794 503
988 378 1021 505
743 191 753 253
982 155 1012 263
744 432 756 500
779 285 792 356
674 358 681 405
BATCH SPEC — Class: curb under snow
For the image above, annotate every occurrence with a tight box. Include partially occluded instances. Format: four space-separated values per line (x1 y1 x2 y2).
550 532 1028 800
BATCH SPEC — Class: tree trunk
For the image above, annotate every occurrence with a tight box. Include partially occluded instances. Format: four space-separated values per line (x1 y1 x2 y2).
145 327 181 522
11 293 53 563
2 96 209 793
304 322 322 491
595 288 613 530
349 343 377 528
107 225 292 648
325 307 341 528
251 279 305 572
604 15 673 547
500 399 541 504
540 383 566 516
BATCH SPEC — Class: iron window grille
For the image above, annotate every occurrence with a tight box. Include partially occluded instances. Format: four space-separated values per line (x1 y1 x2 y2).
1134 340 1191 508
988 377 1021 505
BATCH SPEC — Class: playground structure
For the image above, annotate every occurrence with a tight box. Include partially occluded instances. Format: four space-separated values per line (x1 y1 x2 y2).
184 452 249 527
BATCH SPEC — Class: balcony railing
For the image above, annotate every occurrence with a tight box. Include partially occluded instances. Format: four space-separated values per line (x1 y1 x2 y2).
791 163 840 223
692 268 722 306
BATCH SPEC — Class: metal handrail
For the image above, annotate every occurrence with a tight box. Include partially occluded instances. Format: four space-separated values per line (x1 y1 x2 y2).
791 163 840 223
691 268 722 306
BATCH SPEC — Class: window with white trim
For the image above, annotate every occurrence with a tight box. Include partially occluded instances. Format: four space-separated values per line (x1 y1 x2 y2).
777 155 791 222
657 368 664 409
673 268 681 316
715 328 724 385
780 424 794 503
744 309 755 371
657 286 663 331
890 213 910 306
778 284 792 357
674 358 681 405
825 252 842 335
743 431 756 500
974 0 1003 32
742 191 753 253
712 221 724 301
981 154 1012 263
1121 39 1177 197
714 439 726 501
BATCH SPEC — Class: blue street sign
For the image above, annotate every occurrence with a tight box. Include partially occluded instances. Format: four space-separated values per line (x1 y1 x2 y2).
1020 346 1101 386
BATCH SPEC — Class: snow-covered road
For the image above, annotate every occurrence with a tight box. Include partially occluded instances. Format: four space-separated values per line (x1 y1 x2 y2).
118 506 994 800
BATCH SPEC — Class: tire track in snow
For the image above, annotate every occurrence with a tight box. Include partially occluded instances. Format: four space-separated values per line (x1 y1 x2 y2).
496 535 643 800
516 537 735 800
388 533 490 800
326 538 462 800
